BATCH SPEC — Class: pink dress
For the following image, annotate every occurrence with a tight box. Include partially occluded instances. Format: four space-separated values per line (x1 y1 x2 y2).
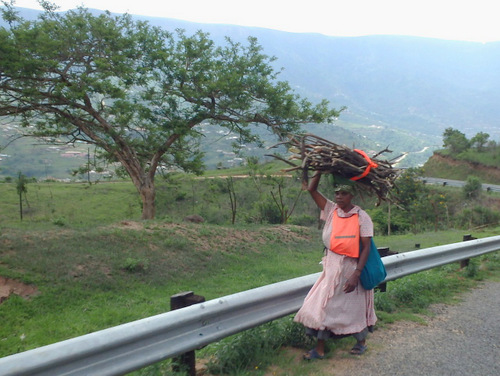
294 200 377 335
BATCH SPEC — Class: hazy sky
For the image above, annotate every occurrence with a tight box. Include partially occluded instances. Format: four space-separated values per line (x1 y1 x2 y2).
10 0 500 43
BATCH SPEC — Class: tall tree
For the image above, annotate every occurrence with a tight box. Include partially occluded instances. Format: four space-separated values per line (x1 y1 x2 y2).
0 2 342 219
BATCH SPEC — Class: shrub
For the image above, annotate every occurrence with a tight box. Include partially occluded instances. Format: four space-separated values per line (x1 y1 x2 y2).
370 207 411 235
256 198 282 224
288 214 316 226
122 257 149 273
206 317 314 374
52 217 66 227
463 176 482 199
464 259 480 278
374 292 396 313
455 206 500 228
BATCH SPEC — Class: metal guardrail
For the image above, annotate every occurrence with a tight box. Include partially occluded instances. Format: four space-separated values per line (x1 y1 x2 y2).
1 236 499 376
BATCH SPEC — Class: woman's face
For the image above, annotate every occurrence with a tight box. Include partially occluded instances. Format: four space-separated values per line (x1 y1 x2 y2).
335 191 353 208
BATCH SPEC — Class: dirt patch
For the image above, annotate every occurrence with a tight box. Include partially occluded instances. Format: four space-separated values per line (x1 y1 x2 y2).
118 220 146 231
0 276 39 304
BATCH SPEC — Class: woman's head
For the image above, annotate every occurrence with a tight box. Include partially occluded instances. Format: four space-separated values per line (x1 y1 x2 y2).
334 185 354 209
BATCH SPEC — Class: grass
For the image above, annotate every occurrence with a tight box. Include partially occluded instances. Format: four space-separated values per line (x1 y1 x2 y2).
0 221 323 356
0 180 141 228
423 150 500 184
1 220 498 374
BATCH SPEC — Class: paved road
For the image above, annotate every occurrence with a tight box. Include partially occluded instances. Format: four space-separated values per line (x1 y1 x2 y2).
422 177 500 192
332 280 500 376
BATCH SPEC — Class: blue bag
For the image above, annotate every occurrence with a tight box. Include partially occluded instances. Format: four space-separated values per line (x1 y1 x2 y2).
360 238 387 290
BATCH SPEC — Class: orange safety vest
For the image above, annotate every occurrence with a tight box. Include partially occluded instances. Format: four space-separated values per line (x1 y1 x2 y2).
329 210 360 258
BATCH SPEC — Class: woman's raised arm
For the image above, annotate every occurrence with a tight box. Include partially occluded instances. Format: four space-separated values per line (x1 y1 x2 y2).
303 172 327 210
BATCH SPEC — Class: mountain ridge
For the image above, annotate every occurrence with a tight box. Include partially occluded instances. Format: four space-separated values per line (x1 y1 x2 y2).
129 12 500 138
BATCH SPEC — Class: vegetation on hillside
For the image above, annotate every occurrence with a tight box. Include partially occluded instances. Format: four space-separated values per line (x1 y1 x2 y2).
1 166 499 374
435 127 500 167
423 127 500 184
371 167 500 235
2 159 500 233
0 180 498 374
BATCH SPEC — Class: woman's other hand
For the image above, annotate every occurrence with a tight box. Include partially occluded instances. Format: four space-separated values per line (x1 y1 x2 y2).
343 269 361 293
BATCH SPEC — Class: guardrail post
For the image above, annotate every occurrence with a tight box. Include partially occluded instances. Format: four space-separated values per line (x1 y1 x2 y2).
170 291 206 376
377 247 397 292
460 234 477 268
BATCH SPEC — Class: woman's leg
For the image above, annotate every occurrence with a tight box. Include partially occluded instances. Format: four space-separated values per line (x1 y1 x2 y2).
350 327 369 355
316 339 326 356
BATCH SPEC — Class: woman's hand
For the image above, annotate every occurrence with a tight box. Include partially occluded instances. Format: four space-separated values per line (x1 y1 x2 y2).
343 269 361 293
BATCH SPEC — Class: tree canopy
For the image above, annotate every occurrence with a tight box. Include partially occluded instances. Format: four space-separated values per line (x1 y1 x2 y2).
442 127 470 154
0 2 342 219
470 132 490 151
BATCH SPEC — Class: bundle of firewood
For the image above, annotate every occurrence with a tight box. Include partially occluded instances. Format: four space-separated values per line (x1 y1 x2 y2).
268 133 401 204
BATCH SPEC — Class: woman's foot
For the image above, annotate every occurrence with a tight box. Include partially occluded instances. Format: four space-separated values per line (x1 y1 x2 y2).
303 348 324 360
350 342 367 355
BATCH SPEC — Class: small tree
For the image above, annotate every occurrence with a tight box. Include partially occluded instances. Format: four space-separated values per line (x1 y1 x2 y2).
226 176 237 224
392 168 450 232
394 167 427 209
265 175 302 224
15 171 28 220
0 3 341 219
442 127 470 154
463 176 482 199
470 132 490 152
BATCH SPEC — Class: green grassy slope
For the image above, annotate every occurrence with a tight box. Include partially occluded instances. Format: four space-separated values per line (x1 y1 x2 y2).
423 152 500 184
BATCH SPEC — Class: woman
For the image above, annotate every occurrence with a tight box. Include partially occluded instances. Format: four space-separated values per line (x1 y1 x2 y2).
294 172 377 360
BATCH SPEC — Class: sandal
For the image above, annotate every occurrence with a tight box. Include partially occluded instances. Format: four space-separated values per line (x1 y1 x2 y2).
303 348 324 360
350 343 367 355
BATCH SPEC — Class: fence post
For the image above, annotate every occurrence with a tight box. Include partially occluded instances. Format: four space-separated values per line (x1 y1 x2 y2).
460 234 476 268
170 291 206 376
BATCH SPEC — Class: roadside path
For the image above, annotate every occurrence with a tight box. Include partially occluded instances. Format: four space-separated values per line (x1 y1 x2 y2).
345 280 500 376
275 280 500 376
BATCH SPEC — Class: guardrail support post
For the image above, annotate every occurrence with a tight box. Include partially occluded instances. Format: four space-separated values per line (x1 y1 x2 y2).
377 247 397 292
171 291 206 376
460 234 476 268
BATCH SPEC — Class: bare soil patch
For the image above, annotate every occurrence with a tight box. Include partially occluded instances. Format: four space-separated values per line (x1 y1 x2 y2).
0 276 39 304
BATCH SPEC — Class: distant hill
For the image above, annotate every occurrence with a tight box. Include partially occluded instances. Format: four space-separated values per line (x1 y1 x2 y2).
131 13 500 138
2 7 500 179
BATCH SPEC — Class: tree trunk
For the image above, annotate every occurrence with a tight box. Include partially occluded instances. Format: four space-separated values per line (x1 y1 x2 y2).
115 148 158 220
140 179 156 220
19 191 23 221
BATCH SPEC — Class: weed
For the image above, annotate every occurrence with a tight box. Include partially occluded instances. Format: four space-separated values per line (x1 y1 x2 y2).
122 258 149 273
463 258 480 278
374 291 396 312
206 320 293 374
52 217 66 227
